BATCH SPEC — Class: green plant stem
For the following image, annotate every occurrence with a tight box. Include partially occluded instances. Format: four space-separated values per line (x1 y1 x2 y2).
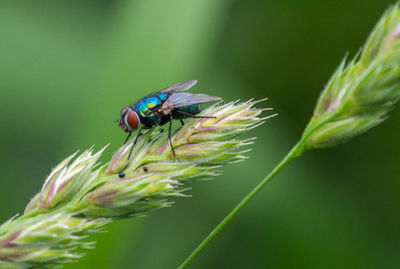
178 141 305 269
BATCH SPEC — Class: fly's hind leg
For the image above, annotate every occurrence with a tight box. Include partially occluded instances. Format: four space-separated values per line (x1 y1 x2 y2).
180 119 185 126
175 110 216 119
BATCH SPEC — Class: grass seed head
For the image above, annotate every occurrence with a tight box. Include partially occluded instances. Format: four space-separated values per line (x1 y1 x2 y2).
303 4 400 149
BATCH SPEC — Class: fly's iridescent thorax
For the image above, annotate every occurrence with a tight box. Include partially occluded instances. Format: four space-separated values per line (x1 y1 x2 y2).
157 93 168 101
133 93 169 128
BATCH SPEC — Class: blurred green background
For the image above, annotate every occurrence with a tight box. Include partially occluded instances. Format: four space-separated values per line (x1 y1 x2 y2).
0 0 399 268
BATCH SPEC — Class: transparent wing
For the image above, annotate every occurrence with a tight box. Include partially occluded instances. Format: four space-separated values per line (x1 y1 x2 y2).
160 80 198 93
161 92 221 110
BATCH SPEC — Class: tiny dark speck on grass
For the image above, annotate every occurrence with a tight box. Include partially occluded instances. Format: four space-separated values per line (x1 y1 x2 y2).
143 167 148 172
119 172 125 178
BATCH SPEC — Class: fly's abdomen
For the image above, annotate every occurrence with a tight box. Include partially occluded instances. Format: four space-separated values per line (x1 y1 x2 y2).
173 104 201 119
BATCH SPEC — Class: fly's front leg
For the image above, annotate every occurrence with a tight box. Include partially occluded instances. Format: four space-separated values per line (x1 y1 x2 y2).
123 132 132 145
168 114 176 157
127 127 144 160
119 127 144 176
118 128 144 176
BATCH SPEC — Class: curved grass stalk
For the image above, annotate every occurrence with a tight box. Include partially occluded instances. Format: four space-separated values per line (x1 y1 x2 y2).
179 4 400 268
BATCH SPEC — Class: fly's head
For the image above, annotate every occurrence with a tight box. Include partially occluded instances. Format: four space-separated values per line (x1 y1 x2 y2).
119 106 140 132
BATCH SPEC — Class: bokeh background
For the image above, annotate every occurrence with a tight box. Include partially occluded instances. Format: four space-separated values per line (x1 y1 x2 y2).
0 0 399 268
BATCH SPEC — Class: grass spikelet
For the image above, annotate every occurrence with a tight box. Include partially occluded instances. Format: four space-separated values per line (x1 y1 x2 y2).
0 100 272 268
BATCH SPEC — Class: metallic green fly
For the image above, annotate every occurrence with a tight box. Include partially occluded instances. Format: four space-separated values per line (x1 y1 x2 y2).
118 80 221 158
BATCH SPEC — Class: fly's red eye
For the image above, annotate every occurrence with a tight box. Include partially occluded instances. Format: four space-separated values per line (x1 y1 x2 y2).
127 111 140 129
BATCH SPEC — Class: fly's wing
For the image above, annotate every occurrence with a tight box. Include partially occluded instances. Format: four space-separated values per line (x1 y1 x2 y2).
160 80 198 93
161 92 221 111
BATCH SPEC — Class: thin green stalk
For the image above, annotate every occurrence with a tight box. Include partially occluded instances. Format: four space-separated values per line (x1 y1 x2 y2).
178 141 305 269
180 4 400 267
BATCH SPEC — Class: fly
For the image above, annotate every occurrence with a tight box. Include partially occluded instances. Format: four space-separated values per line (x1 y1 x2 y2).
118 80 221 159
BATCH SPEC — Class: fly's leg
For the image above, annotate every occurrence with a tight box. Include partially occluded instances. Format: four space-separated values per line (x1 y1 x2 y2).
175 110 216 119
169 114 176 157
123 132 132 145
127 127 144 160
180 119 185 126
119 127 144 174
